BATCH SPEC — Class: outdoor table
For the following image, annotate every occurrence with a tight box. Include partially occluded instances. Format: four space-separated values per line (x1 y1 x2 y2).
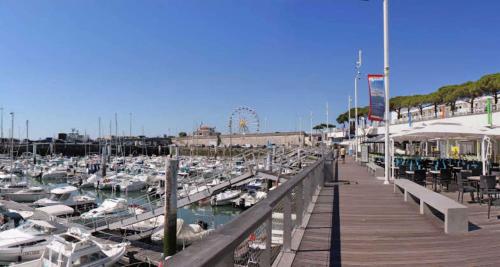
467 176 500 182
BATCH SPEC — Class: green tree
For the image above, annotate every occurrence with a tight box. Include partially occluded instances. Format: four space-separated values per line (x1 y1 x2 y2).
390 96 405 119
456 81 482 113
439 85 461 115
178 132 187 137
478 73 500 105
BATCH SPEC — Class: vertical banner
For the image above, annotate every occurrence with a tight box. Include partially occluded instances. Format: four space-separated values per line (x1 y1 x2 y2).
487 98 493 127
367 74 385 121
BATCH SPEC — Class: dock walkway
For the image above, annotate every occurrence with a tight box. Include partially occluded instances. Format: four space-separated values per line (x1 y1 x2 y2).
292 158 500 266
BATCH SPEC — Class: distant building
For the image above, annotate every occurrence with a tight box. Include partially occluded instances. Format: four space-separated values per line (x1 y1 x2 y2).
58 129 89 143
193 125 219 137
173 131 305 147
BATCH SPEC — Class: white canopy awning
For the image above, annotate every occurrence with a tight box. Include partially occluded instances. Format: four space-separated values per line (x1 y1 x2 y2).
390 122 500 142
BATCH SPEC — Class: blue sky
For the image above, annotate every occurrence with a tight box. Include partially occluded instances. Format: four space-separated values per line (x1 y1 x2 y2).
0 0 499 139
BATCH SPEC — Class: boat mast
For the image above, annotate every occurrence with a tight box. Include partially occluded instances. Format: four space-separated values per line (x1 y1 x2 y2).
26 120 29 157
9 112 14 182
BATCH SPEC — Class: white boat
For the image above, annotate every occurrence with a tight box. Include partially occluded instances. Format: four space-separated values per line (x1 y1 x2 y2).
95 176 119 190
35 205 74 218
41 166 68 180
151 218 212 246
210 190 241 206
80 198 128 220
0 203 33 222
123 215 164 232
33 186 96 212
117 178 146 192
0 182 29 194
231 190 267 209
4 187 48 202
80 174 99 188
0 220 65 264
12 227 128 267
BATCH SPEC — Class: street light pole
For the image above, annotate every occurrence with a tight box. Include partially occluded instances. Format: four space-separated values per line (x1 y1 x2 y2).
383 0 391 184
354 49 362 161
348 96 352 144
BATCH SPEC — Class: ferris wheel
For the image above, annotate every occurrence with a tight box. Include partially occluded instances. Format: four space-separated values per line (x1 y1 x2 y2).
229 106 260 135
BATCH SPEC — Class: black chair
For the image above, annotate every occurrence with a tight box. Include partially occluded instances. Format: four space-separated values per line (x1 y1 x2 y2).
456 172 475 203
399 165 407 179
413 169 427 187
437 169 452 191
479 175 498 207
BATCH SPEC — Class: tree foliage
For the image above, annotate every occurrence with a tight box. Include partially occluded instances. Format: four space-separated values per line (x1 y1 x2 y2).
335 72 500 123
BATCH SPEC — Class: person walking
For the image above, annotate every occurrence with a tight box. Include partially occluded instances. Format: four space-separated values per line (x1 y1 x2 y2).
340 146 346 163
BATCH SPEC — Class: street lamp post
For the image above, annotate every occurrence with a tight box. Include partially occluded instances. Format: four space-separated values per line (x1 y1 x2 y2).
383 0 391 184
354 50 362 161
348 96 352 148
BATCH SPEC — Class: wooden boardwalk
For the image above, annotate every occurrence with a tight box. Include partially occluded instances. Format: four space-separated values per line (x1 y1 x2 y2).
292 158 500 267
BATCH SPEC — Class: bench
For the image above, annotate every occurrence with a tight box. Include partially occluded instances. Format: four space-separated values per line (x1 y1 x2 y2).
394 179 468 234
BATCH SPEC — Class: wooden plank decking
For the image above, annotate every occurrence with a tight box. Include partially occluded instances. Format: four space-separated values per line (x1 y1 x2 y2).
292 158 500 267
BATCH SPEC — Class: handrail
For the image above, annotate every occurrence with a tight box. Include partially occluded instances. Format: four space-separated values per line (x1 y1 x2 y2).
167 150 331 267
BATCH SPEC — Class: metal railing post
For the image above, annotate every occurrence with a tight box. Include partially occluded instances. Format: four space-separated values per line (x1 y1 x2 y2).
283 192 292 252
262 215 272 267
296 182 304 226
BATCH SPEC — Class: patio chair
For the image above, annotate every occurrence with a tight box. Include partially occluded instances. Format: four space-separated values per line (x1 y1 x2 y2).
398 165 407 179
456 172 475 203
479 175 498 208
437 169 452 191
413 169 427 187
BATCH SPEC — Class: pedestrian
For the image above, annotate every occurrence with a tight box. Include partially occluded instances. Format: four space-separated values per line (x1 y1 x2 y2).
340 146 346 163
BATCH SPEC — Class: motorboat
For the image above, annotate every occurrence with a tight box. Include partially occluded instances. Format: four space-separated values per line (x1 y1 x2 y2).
246 178 264 190
210 189 241 206
4 187 49 202
0 220 65 264
232 190 267 209
0 182 29 194
80 174 99 188
117 178 146 192
94 176 119 190
11 227 128 267
80 198 128 220
122 215 164 233
0 203 33 220
151 218 212 246
33 186 96 213
35 205 74 218
41 166 68 180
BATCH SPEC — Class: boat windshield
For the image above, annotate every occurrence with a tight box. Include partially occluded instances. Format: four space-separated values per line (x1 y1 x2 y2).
49 193 71 201
17 221 54 235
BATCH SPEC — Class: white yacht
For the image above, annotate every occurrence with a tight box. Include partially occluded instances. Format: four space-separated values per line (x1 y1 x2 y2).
210 189 241 206
41 166 68 180
117 178 146 192
33 186 96 213
4 187 48 202
0 220 65 264
12 227 128 267
122 215 163 233
80 198 128 220
151 218 212 246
